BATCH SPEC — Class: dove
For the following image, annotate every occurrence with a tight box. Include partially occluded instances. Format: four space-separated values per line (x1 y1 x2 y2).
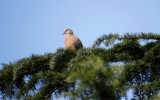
63 29 83 50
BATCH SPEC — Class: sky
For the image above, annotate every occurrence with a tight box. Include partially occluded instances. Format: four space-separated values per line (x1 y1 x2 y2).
0 0 160 99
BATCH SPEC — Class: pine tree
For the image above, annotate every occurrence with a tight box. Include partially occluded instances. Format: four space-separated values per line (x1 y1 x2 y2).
0 33 159 100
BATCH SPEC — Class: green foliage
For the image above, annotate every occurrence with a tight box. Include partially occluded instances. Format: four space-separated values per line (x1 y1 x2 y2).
0 50 76 99
65 55 119 100
0 33 160 100
150 93 160 100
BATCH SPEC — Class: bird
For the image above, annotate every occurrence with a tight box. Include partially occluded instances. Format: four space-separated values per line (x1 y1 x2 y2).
63 29 83 50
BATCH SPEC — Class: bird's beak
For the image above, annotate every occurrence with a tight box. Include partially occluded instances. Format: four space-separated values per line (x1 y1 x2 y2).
63 32 66 35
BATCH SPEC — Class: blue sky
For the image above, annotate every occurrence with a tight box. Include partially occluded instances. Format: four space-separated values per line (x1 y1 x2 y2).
0 0 160 99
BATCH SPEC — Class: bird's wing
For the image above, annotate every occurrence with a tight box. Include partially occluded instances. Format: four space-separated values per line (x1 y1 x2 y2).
74 38 83 50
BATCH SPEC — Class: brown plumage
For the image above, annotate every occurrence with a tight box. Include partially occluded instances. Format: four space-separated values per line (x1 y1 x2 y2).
63 29 83 50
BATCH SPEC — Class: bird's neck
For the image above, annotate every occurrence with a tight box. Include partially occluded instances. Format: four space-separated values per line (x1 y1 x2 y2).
67 33 74 36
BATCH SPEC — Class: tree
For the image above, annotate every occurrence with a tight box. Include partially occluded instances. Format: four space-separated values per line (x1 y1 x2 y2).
0 33 159 100
63 55 120 100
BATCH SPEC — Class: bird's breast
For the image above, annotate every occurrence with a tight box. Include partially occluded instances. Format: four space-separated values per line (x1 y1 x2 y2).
65 35 77 50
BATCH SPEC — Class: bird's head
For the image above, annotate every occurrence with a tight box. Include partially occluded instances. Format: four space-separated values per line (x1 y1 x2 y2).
63 29 73 35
